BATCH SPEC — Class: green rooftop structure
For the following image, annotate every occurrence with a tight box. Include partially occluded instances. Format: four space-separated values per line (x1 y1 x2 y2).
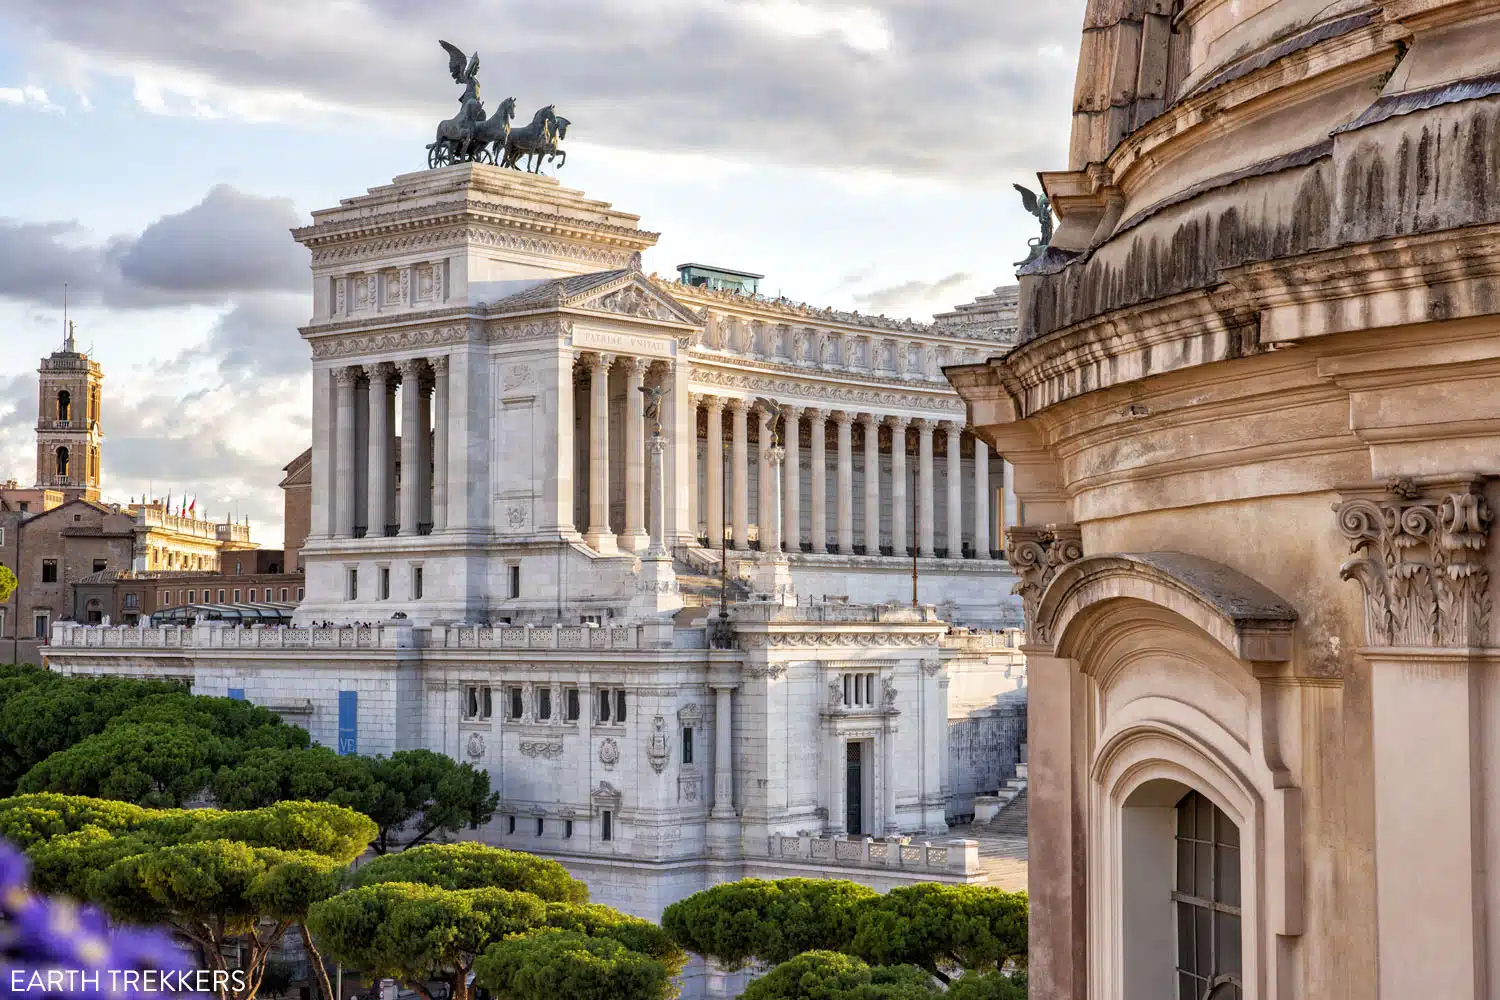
676 262 762 296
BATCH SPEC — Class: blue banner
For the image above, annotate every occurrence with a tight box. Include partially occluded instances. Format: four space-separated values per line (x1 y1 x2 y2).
338 690 358 755
227 688 245 701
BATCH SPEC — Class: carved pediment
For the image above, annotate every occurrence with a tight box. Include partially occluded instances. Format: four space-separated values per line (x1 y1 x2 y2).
570 273 702 327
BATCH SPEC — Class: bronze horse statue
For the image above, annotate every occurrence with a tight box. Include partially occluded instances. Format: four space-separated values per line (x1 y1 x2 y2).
500 105 562 173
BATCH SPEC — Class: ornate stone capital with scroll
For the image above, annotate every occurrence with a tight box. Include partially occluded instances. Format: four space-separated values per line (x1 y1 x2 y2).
1335 475 1492 647
1006 523 1084 643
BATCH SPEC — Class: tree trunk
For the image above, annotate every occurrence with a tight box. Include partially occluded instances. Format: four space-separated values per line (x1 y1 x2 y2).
300 924 336 1000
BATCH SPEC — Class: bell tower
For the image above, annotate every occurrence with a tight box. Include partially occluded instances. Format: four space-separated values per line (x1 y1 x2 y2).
35 321 103 503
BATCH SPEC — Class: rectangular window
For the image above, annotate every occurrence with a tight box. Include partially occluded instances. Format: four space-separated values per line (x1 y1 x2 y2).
537 688 552 721
413 566 424 599
337 690 358 755
297 587 305 601
601 810 613 842
379 567 390 600
508 564 521 599
217 588 225 602
280 588 288 601
233 589 241 603
565 819 573 839
565 687 580 722
345 569 357 601
464 685 492 720
123 594 138 609
41 559 57 583
508 686 524 720
615 690 627 724
507 815 516 835
682 726 694 765
228 688 246 701
535 817 544 836
33 612 49 641
187 590 196 603
92 559 106 573
598 688 611 723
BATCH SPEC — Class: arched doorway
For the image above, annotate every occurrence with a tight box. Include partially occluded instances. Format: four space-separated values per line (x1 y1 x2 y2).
1173 790 1242 1000
55 446 70 478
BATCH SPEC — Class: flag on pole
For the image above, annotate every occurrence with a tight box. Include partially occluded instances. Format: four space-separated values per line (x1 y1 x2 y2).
188 496 196 517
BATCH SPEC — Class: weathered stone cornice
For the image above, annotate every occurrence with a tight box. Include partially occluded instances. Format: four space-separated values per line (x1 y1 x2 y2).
689 364 964 415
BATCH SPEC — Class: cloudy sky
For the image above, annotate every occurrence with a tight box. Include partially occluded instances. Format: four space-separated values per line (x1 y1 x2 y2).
0 0 1085 548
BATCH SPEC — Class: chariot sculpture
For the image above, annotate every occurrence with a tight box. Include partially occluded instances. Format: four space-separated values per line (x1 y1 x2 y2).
425 39 571 172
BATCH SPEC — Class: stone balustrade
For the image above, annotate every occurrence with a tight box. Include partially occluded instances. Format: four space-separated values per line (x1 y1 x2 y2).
940 627 1025 652
49 620 679 652
765 834 980 876
731 602 943 624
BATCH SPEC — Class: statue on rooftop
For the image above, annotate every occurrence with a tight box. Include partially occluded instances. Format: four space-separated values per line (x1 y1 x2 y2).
639 382 667 438
1014 183 1054 268
427 40 517 168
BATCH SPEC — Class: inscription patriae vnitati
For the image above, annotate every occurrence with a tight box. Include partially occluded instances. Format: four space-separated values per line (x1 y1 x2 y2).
573 327 675 359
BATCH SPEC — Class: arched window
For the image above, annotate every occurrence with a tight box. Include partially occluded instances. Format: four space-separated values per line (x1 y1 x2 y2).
55 446 69 478
56 390 71 421
1174 791 1242 1000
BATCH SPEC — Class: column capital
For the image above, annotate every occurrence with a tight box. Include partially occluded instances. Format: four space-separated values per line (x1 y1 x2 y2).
939 419 961 434
725 397 748 413
586 351 616 373
429 355 449 376
396 357 426 380
368 361 396 383
886 414 911 429
832 409 854 427
332 365 362 387
704 394 726 412
857 411 881 427
623 356 651 377
913 416 935 432
779 402 802 420
804 406 826 422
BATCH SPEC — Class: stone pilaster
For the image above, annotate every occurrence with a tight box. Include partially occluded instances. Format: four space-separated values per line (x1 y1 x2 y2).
366 363 394 538
756 403 777 550
418 365 435 529
808 408 828 553
620 358 651 553
333 365 360 539
834 410 854 554
583 353 617 554
781 404 801 553
729 399 750 550
860 413 881 555
889 416 910 556
431 355 449 532
397 359 424 535
1006 523 1084 643
710 684 737 819
944 421 963 558
916 418 935 558
705 396 726 549
1335 474 1493 1000
973 437 990 560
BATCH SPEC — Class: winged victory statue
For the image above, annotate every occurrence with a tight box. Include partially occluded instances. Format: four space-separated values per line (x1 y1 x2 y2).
425 39 571 172
1014 183 1054 268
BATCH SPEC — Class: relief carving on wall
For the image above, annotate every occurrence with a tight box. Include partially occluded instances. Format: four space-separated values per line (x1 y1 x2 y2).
1006 523 1084 644
1335 475 1492 647
519 741 563 759
646 716 670 774
598 737 620 769
465 732 486 760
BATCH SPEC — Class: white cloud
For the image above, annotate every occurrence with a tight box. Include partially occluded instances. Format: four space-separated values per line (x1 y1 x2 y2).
0 84 60 112
731 1 893 53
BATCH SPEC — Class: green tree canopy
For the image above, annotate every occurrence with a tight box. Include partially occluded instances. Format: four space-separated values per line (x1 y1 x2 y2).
661 878 878 970
739 952 937 1000
6 794 375 1000
306 882 548 1000
354 842 587 902
362 749 500 853
849 885 1027 983
210 745 377 813
0 565 17 604
18 722 228 806
475 929 674 1000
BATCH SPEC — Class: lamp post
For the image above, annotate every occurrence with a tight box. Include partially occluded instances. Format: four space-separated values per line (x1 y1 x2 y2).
720 435 730 622
911 464 919 607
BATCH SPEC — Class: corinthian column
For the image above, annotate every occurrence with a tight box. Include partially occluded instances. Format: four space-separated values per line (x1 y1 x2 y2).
705 396 725 549
781 404 801 553
431 356 449 532
973 436 990 559
944 422 963 558
889 416 909 556
756 403 776 550
808 409 828 553
916 418 935 557
729 399 749 550
860 413 880 555
621 357 650 553
397 359 424 536
834 411 854 554
366 363 393 538
583 353 617 554
334 366 360 539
